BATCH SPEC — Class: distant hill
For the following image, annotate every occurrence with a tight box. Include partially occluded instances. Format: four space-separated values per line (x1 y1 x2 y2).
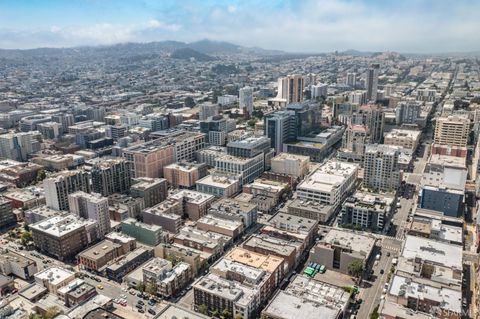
0 39 287 60
170 47 216 61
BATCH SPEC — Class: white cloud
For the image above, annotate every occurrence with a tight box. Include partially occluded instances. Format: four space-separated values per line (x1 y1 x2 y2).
1 0 479 52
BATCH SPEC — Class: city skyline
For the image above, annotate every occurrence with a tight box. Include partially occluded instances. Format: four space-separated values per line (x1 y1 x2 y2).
1 0 479 53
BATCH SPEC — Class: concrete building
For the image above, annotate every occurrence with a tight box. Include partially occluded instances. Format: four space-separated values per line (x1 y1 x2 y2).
227 136 272 160
396 100 422 125
196 173 241 198
174 225 230 258
311 83 328 99
434 115 470 148
149 130 206 162
408 210 463 245
384 129 421 151
340 191 394 231
68 191 111 236
363 144 401 192
273 74 304 105
387 274 462 319
243 234 298 273
285 198 334 224
262 275 350 319
24 206 64 225
77 240 123 271
366 63 380 102
43 170 90 211
91 158 132 196
195 145 226 167
34 267 75 295
193 273 260 319
105 246 154 282
0 131 41 161
208 198 257 229
169 190 215 221
142 257 192 298
163 162 207 189
346 72 356 87
270 153 309 179
0 197 14 228
122 140 174 178
121 218 167 246
30 214 100 261
108 193 145 219
419 155 467 217
348 90 366 105
196 214 244 239
309 228 375 274
142 200 183 233
130 177 168 208
297 160 358 207
0 249 38 280
215 153 264 186
199 103 219 121
239 86 254 115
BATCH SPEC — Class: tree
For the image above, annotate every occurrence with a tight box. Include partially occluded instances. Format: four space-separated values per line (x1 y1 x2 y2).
145 282 157 295
36 169 46 183
184 97 196 108
221 309 232 319
44 306 62 319
136 282 145 293
198 304 208 315
370 305 380 319
347 260 364 279
247 119 257 127
21 231 33 245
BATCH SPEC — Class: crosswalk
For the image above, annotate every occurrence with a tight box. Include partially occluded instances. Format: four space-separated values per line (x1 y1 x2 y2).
382 245 401 252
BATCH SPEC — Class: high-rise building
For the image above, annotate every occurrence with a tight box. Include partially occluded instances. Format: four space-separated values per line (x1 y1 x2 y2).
346 72 356 87
434 115 470 147
264 112 294 154
105 124 128 141
199 103 219 121
395 100 421 125
239 86 254 116
43 170 91 211
264 103 320 153
68 191 111 236
130 177 168 208
0 132 41 162
352 104 385 144
363 144 401 192
91 158 132 196
366 63 380 102
52 113 75 134
310 83 328 99
0 197 15 228
275 74 304 105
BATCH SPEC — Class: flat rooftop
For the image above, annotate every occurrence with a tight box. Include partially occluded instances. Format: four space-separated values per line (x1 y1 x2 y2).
225 247 283 274
297 160 358 193
196 174 238 187
269 213 317 234
78 240 121 261
262 275 349 319
389 275 461 313
157 304 210 319
169 189 215 204
197 215 243 231
35 267 74 286
121 218 163 232
30 214 97 237
321 228 375 257
401 235 463 269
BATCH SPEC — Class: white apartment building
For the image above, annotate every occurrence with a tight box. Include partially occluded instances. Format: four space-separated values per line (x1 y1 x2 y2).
271 153 310 178
297 160 358 207
68 191 111 236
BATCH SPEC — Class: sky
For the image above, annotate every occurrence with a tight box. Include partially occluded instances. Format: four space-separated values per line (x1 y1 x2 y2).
0 0 479 53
